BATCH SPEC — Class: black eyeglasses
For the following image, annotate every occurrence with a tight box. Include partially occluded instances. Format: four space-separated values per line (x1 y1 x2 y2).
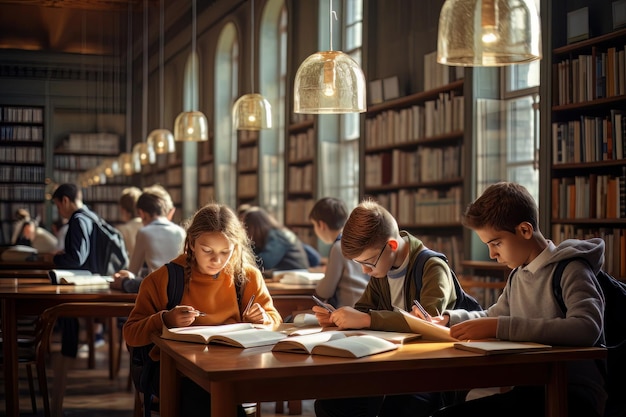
354 243 387 269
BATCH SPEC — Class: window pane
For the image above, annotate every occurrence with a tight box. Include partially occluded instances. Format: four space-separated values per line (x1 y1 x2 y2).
345 22 362 51
506 61 540 92
507 96 537 162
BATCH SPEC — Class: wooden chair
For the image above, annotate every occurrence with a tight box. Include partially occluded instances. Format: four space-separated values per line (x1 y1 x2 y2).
35 302 136 417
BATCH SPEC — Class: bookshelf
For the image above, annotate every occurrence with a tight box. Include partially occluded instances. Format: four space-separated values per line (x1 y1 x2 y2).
284 116 317 247
362 80 465 271
548 21 626 279
53 133 128 224
198 140 215 207
236 130 259 209
0 105 45 244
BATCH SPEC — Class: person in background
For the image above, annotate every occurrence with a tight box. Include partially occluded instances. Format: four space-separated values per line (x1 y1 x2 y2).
18 219 58 253
124 203 282 417
116 186 143 258
313 199 462 417
111 187 186 293
431 182 606 417
309 197 369 308
11 208 32 246
240 206 310 273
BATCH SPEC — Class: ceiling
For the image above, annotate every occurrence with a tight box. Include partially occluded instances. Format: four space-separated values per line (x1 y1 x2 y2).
0 0 150 55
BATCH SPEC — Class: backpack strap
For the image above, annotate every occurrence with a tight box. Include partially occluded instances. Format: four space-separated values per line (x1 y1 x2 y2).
411 248 441 294
551 259 572 314
166 262 185 308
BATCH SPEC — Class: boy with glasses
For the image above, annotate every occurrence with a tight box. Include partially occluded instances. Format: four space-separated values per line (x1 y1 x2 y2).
312 199 464 417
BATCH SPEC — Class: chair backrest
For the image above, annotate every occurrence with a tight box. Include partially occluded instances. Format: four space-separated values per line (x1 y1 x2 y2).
34 302 135 417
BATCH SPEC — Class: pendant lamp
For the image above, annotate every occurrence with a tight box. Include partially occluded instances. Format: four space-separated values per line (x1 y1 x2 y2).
232 0 272 130
293 0 366 114
133 142 156 166
437 0 541 66
147 0 176 152
119 152 140 176
174 0 209 141
103 158 121 178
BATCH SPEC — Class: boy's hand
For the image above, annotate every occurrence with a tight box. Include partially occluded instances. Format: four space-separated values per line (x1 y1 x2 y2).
450 317 498 340
312 305 334 327
328 306 370 330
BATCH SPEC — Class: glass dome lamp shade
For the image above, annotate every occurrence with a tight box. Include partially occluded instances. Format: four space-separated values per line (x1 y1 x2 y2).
103 158 121 178
233 93 273 130
174 110 209 141
147 129 175 154
437 0 542 66
118 152 140 176
132 142 156 167
294 50 367 114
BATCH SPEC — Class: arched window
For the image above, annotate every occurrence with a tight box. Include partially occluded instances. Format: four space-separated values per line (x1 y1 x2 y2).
259 0 287 222
214 23 239 208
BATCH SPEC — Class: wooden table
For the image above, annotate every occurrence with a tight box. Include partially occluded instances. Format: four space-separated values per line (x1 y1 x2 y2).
265 280 317 296
265 281 317 320
0 282 136 417
154 337 605 417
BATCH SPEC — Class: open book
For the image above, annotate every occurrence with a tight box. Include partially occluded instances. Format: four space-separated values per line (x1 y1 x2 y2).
396 308 458 342
275 270 325 285
48 269 113 285
272 331 398 358
161 323 287 348
453 341 552 355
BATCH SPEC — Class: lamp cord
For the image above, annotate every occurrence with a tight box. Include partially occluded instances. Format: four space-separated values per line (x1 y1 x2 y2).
192 0 197 108
250 0 254 93
159 0 165 126
329 0 337 51
125 2 133 152
142 0 148 140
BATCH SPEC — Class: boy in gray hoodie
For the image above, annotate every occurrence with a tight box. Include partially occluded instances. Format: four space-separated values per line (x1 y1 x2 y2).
433 182 606 417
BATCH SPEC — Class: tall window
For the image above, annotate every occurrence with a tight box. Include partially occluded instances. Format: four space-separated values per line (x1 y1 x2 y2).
214 23 239 209
260 0 287 222
319 0 363 209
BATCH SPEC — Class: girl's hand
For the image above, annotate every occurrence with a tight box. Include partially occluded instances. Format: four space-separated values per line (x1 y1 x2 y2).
163 305 200 328
243 303 270 324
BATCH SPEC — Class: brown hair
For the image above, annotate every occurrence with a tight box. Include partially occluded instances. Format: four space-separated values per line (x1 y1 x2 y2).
182 203 255 289
119 187 141 218
309 197 348 230
240 206 282 250
462 182 539 233
341 199 398 259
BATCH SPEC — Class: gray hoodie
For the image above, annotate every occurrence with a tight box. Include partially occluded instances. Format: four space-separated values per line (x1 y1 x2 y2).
447 238 607 413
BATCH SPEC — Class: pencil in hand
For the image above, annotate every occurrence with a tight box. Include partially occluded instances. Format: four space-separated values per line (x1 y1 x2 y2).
412 299 432 322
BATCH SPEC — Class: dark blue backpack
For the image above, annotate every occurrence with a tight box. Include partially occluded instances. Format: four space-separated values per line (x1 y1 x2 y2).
131 263 244 417
411 249 482 311
550 258 626 417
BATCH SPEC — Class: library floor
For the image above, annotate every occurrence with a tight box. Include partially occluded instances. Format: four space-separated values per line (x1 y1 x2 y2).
0 337 315 417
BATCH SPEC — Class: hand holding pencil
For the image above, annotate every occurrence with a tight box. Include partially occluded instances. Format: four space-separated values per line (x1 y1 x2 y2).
241 295 270 325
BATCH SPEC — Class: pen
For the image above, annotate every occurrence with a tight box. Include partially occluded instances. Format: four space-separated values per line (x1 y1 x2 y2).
242 294 255 316
185 309 207 316
412 299 432 322
312 295 336 313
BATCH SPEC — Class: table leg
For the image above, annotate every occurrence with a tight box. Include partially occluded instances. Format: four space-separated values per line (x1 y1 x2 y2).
1 298 19 417
211 381 237 417
545 362 568 417
160 351 180 417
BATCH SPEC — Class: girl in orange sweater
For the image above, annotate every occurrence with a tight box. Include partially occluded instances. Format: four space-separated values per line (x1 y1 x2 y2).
124 203 282 417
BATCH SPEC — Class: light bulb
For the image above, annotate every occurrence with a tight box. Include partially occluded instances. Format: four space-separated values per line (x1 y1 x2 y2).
247 114 257 123
323 60 336 97
482 28 498 44
187 127 194 135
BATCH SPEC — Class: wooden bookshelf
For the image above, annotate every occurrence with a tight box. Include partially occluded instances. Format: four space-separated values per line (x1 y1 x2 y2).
547 3 626 279
0 105 45 244
236 130 259 208
362 80 465 271
198 140 215 207
284 116 317 247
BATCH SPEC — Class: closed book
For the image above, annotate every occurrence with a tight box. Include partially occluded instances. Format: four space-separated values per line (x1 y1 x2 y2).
453 341 551 355
161 323 287 348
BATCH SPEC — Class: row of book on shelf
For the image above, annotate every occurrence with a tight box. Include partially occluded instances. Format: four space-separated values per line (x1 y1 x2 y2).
0 166 45 183
0 126 43 141
0 184 45 201
288 128 315 161
0 146 43 163
552 109 626 164
553 44 626 106
0 106 43 123
237 174 257 199
58 133 121 154
364 92 464 149
285 198 315 225
238 146 259 171
551 174 626 220
364 145 463 187
423 51 465 91
287 164 314 193
551 225 626 278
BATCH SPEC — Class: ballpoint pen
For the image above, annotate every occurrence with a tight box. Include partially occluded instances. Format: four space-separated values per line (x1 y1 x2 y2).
412 299 432 322
312 295 336 313
242 294 255 316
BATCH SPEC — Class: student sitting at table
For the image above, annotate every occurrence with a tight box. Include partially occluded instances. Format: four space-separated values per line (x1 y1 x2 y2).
431 182 606 417
115 186 143 259
240 206 311 273
309 197 369 308
111 187 185 293
312 199 467 417
14 218 58 254
123 203 282 417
